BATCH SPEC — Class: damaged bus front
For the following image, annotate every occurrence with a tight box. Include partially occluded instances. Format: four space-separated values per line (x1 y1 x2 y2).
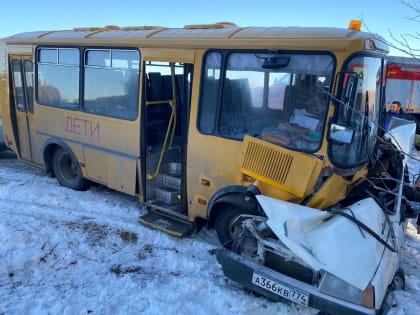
216 55 419 314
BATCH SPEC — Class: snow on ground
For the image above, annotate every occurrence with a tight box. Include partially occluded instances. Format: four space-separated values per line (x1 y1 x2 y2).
0 148 419 315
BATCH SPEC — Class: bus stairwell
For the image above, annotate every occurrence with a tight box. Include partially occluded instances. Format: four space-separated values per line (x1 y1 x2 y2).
140 62 193 237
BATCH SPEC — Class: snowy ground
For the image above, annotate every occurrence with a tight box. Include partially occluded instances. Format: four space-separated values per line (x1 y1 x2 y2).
0 149 419 315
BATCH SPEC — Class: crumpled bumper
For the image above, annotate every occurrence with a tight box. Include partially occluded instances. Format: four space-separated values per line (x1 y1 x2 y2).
216 247 378 315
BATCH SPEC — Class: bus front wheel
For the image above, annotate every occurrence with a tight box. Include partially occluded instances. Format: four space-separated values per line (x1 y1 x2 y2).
215 205 257 245
52 147 86 191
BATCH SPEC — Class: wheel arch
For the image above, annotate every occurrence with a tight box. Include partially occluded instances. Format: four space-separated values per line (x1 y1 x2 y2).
42 138 78 177
207 185 261 229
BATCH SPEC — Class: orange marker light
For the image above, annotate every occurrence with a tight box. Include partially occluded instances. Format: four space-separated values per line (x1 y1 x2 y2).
348 20 362 31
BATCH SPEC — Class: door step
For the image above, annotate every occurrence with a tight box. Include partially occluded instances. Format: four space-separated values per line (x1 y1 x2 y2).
138 210 194 237
155 185 180 205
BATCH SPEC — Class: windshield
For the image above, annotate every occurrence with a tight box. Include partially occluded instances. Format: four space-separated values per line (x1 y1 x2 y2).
198 51 334 153
329 56 383 168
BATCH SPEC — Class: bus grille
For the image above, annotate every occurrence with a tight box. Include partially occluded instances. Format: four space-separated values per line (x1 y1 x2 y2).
241 141 293 183
239 136 323 198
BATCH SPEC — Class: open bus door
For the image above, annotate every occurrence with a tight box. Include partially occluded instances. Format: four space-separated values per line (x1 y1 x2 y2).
139 59 194 237
9 55 36 162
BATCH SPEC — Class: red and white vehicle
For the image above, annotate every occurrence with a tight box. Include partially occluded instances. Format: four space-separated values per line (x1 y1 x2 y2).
385 56 420 116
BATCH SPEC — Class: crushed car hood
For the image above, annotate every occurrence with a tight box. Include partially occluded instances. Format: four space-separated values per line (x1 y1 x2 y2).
257 195 395 290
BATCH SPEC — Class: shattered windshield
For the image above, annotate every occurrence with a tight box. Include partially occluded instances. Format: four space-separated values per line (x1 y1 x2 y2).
198 51 334 153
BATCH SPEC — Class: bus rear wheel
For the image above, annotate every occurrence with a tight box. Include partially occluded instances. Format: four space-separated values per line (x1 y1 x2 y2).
52 147 86 191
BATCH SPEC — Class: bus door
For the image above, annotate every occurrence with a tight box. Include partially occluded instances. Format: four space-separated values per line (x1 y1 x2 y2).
142 60 193 218
9 56 35 162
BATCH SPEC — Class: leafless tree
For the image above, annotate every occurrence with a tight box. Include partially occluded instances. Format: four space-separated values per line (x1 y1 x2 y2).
362 1 419 58
387 0 419 58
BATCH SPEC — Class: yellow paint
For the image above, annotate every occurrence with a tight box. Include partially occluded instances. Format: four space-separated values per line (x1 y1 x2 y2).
307 174 349 209
239 136 323 199
0 23 386 233
256 181 304 204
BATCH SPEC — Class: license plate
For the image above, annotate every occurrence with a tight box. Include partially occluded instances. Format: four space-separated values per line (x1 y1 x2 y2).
252 272 309 307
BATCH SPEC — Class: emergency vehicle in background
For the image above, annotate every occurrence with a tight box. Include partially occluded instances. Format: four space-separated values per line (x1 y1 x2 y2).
385 56 420 147
385 56 420 114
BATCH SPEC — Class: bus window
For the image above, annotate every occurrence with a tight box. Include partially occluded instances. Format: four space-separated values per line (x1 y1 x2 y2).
198 51 334 153
11 59 26 111
37 47 80 108
24 60 34 113
267 72 291 110
329 56 382 168
144 61 188 148
83 49 140 120
198 52 222 134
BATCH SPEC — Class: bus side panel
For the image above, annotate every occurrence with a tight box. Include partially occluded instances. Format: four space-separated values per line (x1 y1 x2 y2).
84 147 137 195
35 105 140 196
186 131 245 219
186 51 244 220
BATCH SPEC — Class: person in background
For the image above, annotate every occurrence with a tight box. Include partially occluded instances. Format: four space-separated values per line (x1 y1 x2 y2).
384 100 414 132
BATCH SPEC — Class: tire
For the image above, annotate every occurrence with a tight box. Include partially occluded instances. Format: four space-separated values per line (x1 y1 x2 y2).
52 147 86 191
215 205 257 245
390 267 405 291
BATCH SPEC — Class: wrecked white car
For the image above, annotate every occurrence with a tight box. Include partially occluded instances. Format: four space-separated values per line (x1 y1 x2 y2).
217 112 419 314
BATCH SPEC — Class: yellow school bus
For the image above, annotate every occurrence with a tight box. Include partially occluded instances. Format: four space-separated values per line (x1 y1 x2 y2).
1 21 417 314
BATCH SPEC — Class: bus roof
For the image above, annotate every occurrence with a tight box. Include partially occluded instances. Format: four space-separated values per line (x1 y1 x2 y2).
4 23 388 52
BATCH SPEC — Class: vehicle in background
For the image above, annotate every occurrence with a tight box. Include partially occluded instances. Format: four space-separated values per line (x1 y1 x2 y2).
385 56 420 147
385 56 420 114
1 20 418 315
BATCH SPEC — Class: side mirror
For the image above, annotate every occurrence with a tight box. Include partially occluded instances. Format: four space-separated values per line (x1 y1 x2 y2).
329 123 354 144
